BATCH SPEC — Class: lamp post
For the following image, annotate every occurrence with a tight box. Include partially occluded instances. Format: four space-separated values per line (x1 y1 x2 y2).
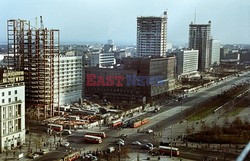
170 126 173 158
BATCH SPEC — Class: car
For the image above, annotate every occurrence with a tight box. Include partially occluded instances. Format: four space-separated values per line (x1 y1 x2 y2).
28 153 39 159
85 154 98 161
117 140 125 146
37 149 49 155
146 143 154 148
62 129 72 135
107 147 115 153
132 141 141 145
61 142 70 147
141 144 152 150
120 134 127 138
116 139 124 143
146 129 153 134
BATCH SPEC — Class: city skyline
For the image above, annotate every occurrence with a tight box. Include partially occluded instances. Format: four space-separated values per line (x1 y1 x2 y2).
0 0 250 45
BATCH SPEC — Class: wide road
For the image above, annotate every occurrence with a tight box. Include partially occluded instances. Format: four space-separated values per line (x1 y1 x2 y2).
37 71 250 160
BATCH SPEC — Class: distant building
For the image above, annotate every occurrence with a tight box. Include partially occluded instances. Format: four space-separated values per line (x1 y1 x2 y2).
240 49 250 64
137 12 167 57
54 56 82 105
176 50 199 79
89 43 116 68
220 48 229 60
90 52 116 68
210 39 221 65
0 70 25 152
85 57 175 102
189 21 211 71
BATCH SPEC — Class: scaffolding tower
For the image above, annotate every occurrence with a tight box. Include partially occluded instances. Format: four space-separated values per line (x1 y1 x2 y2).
7 19 60 119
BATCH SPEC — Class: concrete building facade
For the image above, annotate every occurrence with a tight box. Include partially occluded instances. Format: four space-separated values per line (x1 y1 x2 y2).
176 50 199 78
0 69 25 152
137 12 167 57
54 56 82 106
85 57 175 102
210 39 221 65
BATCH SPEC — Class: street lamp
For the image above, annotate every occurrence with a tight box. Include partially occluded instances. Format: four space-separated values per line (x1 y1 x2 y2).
170 126 173 158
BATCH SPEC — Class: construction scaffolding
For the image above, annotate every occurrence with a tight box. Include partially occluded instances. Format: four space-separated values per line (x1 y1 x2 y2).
7 19 60 119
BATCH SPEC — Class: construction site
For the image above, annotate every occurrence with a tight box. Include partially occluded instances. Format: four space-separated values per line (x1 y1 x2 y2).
7 17 60 119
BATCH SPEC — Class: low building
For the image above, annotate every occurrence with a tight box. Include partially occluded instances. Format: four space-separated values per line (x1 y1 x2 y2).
0 69 25 152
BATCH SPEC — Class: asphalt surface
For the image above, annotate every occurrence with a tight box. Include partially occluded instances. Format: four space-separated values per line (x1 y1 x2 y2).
35 71 250 161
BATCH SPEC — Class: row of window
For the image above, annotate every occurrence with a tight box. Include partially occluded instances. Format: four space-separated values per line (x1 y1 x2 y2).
2 97 18 104
1 90 17 97
2 119 21 135
2 104 22 120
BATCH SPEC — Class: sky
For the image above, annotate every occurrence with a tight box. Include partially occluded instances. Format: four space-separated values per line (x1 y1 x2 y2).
0 0 250 45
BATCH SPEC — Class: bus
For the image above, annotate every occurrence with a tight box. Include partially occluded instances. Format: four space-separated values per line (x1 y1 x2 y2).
111 119 123 128
84 135 102 144
158 146 179 156
56 152 80 161
85 131 106 138
48 124 63 132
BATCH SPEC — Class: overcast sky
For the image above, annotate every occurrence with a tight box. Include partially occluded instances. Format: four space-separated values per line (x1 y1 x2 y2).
0 0 249 45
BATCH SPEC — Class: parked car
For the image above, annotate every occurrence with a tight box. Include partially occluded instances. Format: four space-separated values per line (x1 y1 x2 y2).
132 141 141 146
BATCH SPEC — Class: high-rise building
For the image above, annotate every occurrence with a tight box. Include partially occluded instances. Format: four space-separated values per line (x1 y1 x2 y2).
137 12 167 57
176 50 199 78
54 55 82 105
7 19 60 118
210 39 221 65
189 21 211 71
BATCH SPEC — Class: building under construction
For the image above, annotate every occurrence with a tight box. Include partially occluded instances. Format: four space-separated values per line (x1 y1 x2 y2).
7 18 60 118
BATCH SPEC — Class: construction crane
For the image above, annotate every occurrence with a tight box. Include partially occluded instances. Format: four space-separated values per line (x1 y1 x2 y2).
40 16 44 29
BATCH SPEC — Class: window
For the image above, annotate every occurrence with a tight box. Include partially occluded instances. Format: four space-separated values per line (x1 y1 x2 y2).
2 99 4 103
3 107 6 119
3 122 6 135
8 98 11 103
18 104 21 116
8 91 11 95
15 119 18 131
2 92 4 96
9 106 12 118
8 121 12 133
15 97 18 102
15 90 17 94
